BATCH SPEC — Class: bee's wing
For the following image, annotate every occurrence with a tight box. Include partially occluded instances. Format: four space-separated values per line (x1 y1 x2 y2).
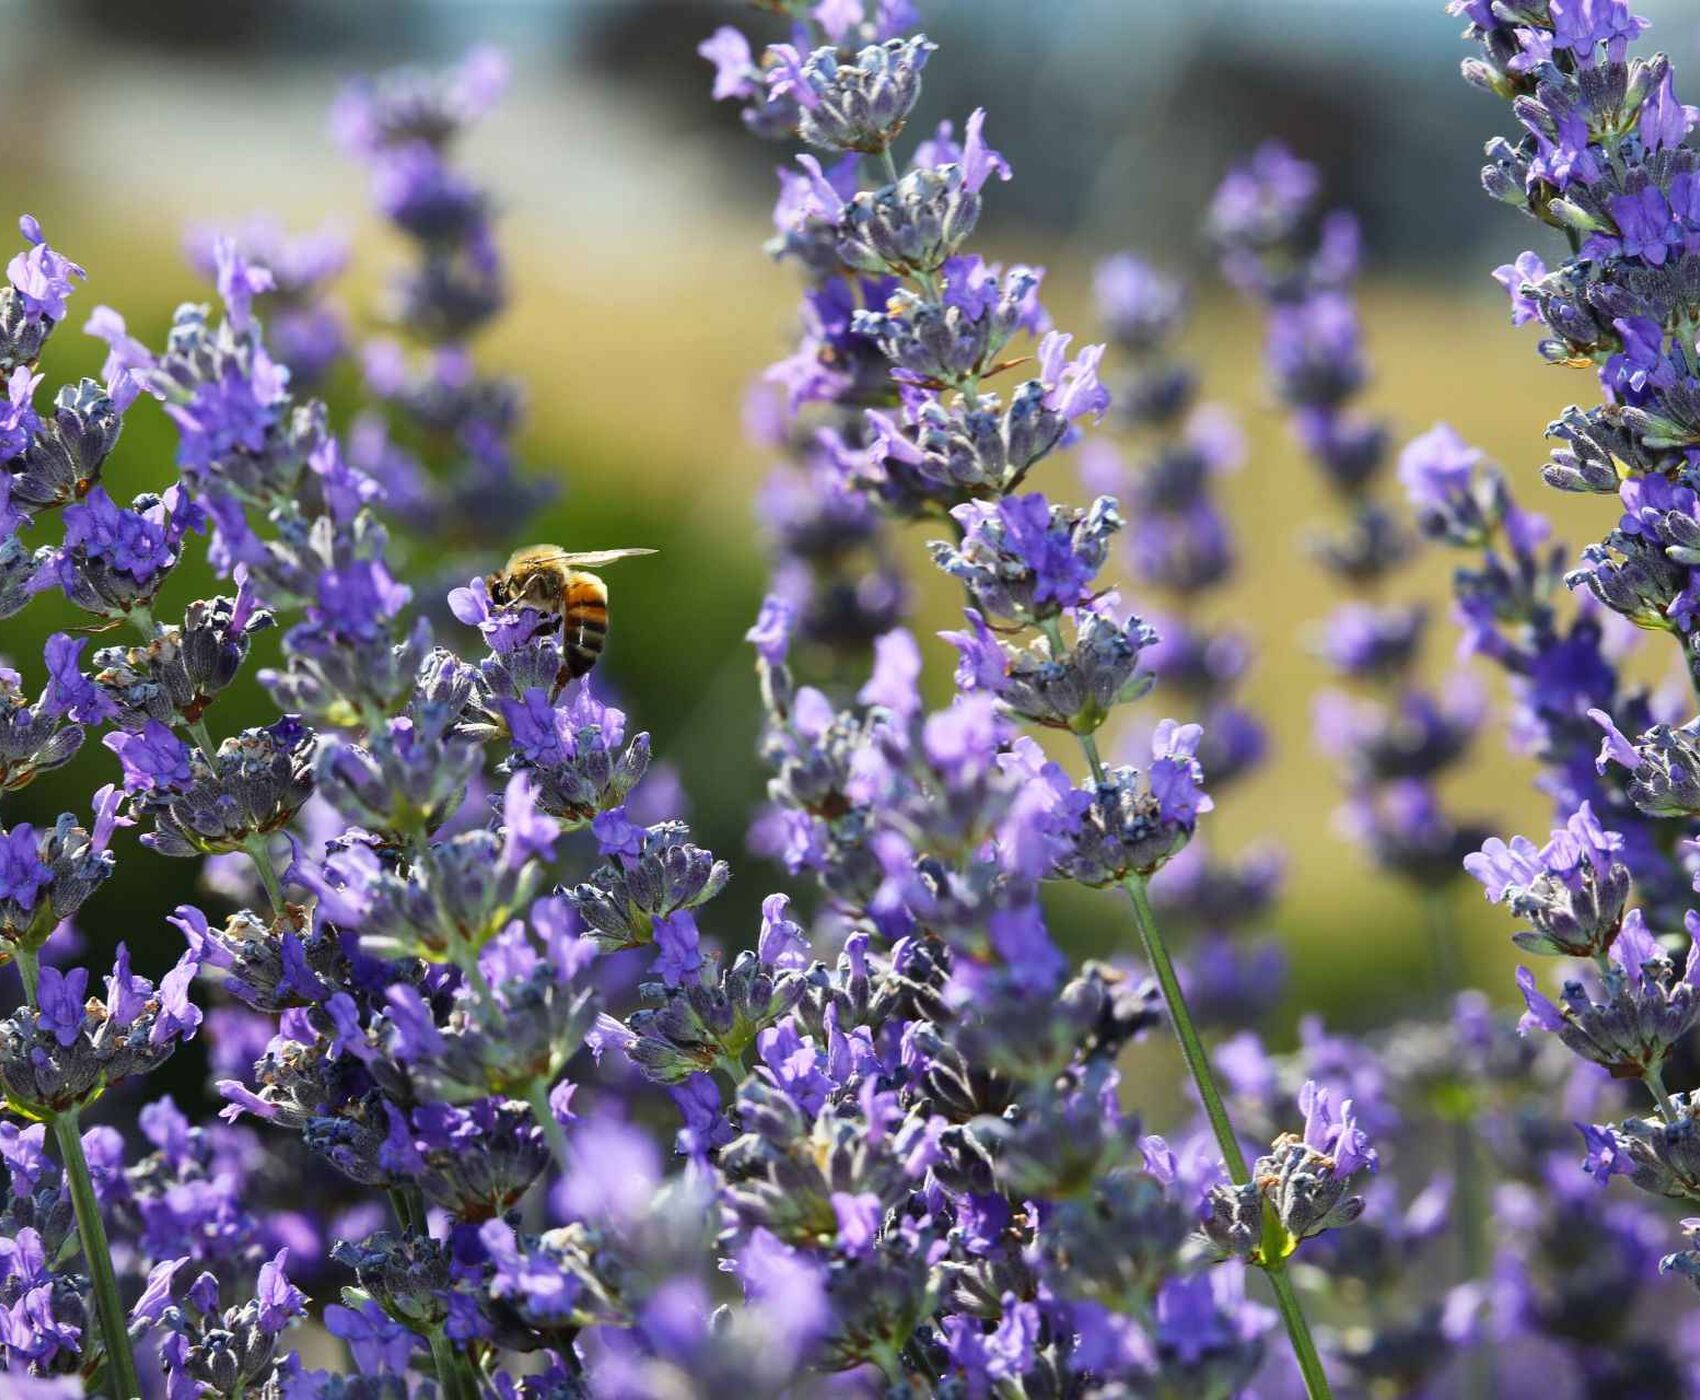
545 548 659 568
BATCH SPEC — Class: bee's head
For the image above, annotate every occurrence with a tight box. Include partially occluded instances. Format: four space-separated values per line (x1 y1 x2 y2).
486 571 513 606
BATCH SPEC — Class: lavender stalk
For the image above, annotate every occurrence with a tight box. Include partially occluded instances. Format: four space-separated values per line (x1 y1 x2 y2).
704 8 1352 1392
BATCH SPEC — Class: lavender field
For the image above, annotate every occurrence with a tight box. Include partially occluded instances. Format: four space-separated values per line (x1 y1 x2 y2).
5 1 1700 1396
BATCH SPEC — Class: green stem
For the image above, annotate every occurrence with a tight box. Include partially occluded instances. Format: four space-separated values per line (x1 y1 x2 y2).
1645 1063 1680 1122
1423 894 1494 1399
1121 873 1332 1397
526 1077 571 1176
15 943 40 1003
1423 889 1464 1005
186 718 219 765
1120 874 1251 1182
53 1108 142 1400
1684 636 1700 708
1266 1261 1334 1399
387 1184 428 1235
428 1327 479 1400
242 835 286 918
1453 1117 1494 1400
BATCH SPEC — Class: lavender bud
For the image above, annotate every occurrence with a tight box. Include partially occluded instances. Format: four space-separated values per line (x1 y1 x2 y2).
93 591 274 729
781 38 935 155
8 379 123 512
0 673 83 794
564 823 729 951
315 718 480 841
1203 1081 1375 1262
839 166 981 278
133 717 315 858
0 808 118 953
332 1232 453 1333
1466 803 1633 958
1516 912 1700 1080
626 950 805 1085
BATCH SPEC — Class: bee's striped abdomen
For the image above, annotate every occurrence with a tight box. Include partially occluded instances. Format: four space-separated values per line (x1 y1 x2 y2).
562 571 610 679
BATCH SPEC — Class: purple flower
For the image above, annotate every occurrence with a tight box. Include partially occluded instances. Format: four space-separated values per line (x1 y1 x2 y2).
479 1220 578 1321
555 1110 661 1227
921 693 1005 791
698 26 759 102
41 633 117 725
103 719 194 795
1609 188 1680 266
212 238 276 335
1398 422 1481 513
952 108 1011 193
858 628 922 721
1298 1078 1376 1178
1490 250 1547 325
940 608 1008 693
757 892 810 970
1037 331 1110 422
734 1228 829 1363
591 806 644 860
1549 0 1647 63
1639 69 1695 151
254 1248 307 1335
325 1300 418 1375
830 1190 883 1258
35 965 88 1046
0 365 41 464
0 823 51 913
83 305 155 401
499 770 558 872
8 216 85 322
151 953 202 1046
448 575 552 653
314 559 411 642
986 900 1066 991
1149 719 1213 828
652 911 703 988
130 1258 187 1330
166 348 290 479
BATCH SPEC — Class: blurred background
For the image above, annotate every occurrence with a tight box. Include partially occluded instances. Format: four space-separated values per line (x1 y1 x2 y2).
8 0 1700 1059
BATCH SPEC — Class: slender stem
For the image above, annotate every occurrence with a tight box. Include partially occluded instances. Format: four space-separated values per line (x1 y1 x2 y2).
242 835 286 918
526 1077 571 1176
186 718 219 765
1422 893 1494 1400
428 1327 479 1400
1120 873 1251 1182
1423 889 1463 1004
387 1184 428 1236
1684 636 1700 708
1266 1261 1334 1398
15 943 40 1003
1452 1117 1494 1400
53 1108 142 1400
1121 873 1332 1397
878 146 900 188
1645 1063 1680 1122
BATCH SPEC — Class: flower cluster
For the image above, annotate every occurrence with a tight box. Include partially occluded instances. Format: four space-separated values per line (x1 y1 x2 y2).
14 5 1700 1399
183 217 350 389
337 45 555 567
1083 254 1285 1028
707 9 1375 1394
1452 0 1700 1344
1211 145 1489 895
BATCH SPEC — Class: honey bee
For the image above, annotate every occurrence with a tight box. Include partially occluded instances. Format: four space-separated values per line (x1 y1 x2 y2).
487 545 658 679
